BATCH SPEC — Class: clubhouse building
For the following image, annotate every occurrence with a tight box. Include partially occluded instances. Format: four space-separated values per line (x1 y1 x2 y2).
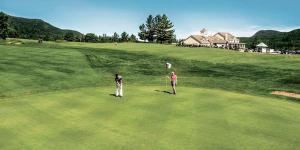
182 28 246 50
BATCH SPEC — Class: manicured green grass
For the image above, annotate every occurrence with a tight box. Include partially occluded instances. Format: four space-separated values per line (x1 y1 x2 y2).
0 40 300 149
1 86 299 150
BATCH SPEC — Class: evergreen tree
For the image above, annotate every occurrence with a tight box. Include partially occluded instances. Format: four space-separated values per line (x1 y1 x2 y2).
129 34 137 42
0 12 9 40
138 14 175 43
145 15 156 42
138 24 147 41
155 14 175 43
113 32 119 42
121 32 129 42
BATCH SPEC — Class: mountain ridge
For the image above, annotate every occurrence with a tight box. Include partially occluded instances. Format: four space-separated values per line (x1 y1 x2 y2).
6 13 83 41
239 29 300 50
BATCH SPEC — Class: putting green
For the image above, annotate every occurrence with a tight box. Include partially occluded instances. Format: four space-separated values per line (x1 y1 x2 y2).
1 86 299 150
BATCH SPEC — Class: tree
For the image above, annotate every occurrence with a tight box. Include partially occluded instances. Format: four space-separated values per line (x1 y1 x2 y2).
43 34 50 41
0 12 9 40
129 34 137 42
138 14 175 43
99 34 113 43
250 37 259 49
171 34 177 43
121 32 129 42
64 32 75 41
8 28 18 38
138 24 147 41
145 15 156 42
155 14 175 44
138 15 155 42
84 33 98 43
113 32 119 42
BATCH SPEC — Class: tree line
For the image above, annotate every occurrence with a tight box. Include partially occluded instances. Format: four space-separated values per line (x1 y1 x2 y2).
138 14 176 43
64 32 137 43
240 29 300 50
0 12 138 43
1 12 177 43
0 12 9 40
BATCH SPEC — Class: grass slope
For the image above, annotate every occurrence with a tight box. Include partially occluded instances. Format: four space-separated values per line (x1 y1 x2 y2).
0 41 299 98
0 86 299 150
0 40 300 149
0 45 101 97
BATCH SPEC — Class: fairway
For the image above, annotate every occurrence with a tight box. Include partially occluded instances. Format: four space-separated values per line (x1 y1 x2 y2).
1 86 299 150
0 41 300 149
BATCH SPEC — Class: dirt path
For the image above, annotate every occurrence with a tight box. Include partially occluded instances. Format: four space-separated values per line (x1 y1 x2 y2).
272 91 300 99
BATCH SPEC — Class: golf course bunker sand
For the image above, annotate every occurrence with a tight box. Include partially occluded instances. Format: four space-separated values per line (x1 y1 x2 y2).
272 91 300 99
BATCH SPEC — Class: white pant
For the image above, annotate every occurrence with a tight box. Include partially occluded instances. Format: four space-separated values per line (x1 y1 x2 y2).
116 84 123 96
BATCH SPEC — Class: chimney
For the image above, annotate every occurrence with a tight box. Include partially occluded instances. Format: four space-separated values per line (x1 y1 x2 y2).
200 28 207 36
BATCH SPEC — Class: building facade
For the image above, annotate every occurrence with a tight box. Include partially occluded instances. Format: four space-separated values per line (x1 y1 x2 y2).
182 29 246 50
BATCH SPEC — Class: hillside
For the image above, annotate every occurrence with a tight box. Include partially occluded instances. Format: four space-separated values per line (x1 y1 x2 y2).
6 14 82 41
253 30 284 38
240 29 300 50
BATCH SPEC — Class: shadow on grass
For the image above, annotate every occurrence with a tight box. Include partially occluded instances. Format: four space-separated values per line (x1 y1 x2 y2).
109 94 124 99
109 94 117 97
154 90 173 95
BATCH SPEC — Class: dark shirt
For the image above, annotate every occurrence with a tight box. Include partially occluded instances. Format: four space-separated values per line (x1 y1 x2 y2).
115 75 122 84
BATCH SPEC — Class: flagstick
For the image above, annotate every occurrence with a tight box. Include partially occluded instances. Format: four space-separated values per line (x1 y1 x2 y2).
165 76 167 89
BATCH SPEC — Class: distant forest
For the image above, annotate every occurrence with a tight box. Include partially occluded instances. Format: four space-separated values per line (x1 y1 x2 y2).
240 29 300 50
1 12 137 43
0 12 177 43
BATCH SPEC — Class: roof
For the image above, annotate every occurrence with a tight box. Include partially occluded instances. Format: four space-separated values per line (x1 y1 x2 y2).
214 32 236 41
190 35 210 44
207 36 227 44
184 30 240 44
257 42 268 47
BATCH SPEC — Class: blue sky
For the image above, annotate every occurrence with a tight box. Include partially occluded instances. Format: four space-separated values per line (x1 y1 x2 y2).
1 0 300 38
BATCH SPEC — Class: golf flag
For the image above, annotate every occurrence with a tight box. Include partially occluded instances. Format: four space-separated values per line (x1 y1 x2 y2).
165 63 172 69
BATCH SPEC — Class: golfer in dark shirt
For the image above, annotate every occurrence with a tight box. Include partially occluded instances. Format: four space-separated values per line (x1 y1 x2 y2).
115 74 123 97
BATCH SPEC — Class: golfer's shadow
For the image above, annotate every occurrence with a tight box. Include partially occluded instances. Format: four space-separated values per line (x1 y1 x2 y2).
109 94 117 97
154 90 173 95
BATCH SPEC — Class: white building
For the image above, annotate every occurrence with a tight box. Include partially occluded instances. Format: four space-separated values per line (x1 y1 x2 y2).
182 29 245 50
256 42 269 53
183 35 211 47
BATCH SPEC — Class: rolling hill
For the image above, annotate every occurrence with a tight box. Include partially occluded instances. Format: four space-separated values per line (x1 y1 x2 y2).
240 29 300 50
6 13 82 41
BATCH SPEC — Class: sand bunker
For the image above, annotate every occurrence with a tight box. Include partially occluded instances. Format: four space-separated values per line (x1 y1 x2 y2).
272 91 300 99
